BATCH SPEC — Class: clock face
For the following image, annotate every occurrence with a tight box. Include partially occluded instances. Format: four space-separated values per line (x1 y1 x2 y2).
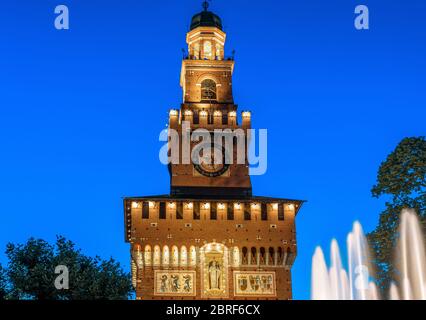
194 144 230 178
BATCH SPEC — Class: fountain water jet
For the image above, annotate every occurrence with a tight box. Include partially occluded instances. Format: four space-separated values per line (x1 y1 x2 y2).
311 247 331 300
311 209 426 300
397 209 426 300
389 283 400 300
311 221 377 300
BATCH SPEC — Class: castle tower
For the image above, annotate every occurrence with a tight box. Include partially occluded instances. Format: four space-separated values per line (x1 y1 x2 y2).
124 2 304 300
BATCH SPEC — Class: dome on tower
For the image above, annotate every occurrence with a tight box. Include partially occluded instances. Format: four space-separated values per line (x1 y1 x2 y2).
190 2 223 30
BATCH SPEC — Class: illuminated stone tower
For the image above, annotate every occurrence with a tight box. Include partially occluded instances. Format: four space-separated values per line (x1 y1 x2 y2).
171 4 251 198
124 3 304 300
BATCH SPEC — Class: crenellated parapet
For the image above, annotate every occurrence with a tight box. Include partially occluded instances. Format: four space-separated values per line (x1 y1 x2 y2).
169 108 251 130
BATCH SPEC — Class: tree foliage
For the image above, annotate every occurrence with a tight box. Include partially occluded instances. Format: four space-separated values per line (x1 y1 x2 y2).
368 137 426 295
0 264 7 300
4 236 133 300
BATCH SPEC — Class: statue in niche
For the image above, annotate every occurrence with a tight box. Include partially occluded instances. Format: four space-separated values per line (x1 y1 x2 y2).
208 259 221 290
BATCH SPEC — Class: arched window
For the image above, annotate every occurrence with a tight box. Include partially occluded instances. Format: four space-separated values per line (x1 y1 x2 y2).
277 247 284 265
180 246 188 266
171 246 179 267
193 43 200 59
251 247 257 264
260 247 266 265
133 245 143 268
232 247 240 267
268 247 275 265
242 247 248 265
203 41 212 59
201 79 217 101
153 245 161 266
189 246 197 267
144 245 152 266
162 246 170 266
216 44 222 60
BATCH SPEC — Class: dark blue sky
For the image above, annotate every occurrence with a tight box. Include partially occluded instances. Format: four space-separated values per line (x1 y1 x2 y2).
0 0 425 299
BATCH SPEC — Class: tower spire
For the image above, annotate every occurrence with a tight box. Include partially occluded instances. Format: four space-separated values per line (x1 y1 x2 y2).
202 0 210 11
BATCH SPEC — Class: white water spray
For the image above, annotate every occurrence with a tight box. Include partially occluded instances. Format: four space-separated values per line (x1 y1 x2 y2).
311 209 425 300
398 209 426 300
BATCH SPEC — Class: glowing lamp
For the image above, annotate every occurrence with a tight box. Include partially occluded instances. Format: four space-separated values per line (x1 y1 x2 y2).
169 110 179 117
132 201 140 209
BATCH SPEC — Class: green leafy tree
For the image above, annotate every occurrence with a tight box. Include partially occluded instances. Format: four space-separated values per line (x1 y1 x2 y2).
0 264 8 300
6 238 56 300
6 236 133 300
368 137 426 296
